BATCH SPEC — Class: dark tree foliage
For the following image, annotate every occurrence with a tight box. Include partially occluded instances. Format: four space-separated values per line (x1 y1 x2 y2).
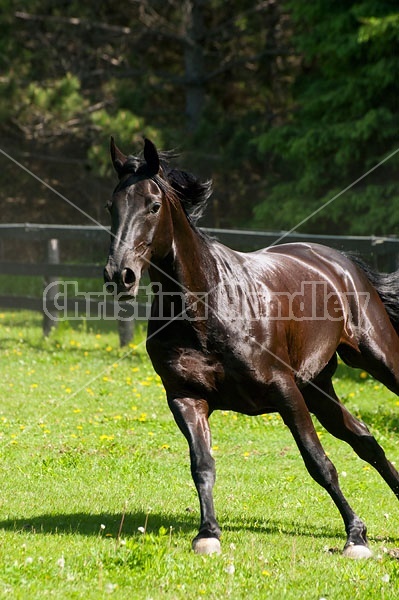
253 1 399 235
0 1 397 235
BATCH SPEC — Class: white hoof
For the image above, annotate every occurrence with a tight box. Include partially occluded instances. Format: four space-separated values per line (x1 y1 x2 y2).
343 544 373 559
193 538 221 555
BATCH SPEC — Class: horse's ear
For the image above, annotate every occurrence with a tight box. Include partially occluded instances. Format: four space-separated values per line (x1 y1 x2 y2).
143 138 160 176
110 136 127 176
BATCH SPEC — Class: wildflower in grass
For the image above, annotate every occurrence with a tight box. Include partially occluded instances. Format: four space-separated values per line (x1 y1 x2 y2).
360 371 368 379
73 409 82 414
65 388 72 394
106 346 112 352
138 526 145 534
161 444 170 450
139 413 147 422
57 555 65 569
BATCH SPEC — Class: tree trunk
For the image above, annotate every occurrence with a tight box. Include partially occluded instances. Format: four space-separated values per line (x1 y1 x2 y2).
183 0 206 132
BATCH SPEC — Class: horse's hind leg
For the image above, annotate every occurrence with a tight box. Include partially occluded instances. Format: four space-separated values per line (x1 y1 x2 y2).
276 377 372 558
303 371 399 500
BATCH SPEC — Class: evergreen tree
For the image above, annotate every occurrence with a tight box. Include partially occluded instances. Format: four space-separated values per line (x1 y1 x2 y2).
253 1 399 236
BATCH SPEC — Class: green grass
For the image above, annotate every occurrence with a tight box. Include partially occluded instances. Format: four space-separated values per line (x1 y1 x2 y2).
1 310 399 598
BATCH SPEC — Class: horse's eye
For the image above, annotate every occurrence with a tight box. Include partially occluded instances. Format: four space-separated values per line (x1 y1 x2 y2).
150 202 161 214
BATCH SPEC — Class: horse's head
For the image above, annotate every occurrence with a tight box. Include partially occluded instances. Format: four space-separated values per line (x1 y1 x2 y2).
104 137 173 299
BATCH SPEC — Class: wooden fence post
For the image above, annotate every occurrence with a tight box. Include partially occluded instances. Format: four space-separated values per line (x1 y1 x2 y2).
118 318 135 347
43 238 60 336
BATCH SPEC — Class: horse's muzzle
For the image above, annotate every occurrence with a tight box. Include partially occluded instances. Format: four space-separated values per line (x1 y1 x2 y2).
104 262 139 298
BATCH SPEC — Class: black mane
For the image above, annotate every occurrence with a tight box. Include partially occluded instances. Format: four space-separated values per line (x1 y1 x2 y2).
122 151 212 224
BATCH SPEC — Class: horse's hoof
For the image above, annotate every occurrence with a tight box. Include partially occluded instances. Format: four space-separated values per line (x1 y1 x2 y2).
343 544 373 559
192 537 221 555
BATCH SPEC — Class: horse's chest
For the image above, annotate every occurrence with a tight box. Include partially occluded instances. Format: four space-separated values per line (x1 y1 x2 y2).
166 349 225 392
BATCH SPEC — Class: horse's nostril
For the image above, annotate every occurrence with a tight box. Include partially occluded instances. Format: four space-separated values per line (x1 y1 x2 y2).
121 268 136 288
105 282 116 294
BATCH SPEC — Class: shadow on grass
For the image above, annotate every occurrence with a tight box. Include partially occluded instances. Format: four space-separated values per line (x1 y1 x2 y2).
0 511 395 545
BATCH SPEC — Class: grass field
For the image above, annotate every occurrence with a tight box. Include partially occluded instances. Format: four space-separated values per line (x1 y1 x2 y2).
1 310 399 598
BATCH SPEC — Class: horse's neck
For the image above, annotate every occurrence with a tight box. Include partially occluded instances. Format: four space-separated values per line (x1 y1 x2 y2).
158 209 214 294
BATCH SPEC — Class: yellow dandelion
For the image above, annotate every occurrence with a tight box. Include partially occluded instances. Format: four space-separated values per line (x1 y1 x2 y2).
106 346 112 352
73 409 82 413
360 371 368 379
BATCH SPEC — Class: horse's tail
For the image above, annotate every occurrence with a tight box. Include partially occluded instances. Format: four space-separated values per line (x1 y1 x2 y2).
349 254 399 333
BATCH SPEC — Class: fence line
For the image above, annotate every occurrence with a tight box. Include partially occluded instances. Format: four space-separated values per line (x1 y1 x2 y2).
2 223 399 345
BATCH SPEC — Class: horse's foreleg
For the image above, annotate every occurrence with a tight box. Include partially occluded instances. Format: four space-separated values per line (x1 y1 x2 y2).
277 380 372 558
168 396 221 554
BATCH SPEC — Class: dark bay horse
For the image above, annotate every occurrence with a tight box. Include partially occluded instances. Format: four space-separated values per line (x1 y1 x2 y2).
104 138 399 558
